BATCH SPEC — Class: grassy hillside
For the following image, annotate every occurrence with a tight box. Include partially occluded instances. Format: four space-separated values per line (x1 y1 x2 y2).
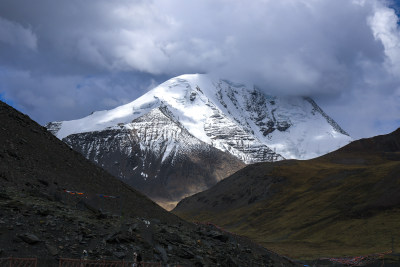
174 129 400 259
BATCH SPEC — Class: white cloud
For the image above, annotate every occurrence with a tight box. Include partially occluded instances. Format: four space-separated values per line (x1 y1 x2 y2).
0 0 399 138
369 3 400 74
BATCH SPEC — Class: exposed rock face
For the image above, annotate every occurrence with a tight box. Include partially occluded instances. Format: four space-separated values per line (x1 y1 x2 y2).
203 100 282 163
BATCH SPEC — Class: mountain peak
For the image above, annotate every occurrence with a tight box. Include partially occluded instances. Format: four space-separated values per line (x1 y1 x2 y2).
45 74 352 207
47 74 352 162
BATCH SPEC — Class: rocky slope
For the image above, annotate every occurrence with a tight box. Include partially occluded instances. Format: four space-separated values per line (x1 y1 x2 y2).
174 128 400 260
1 188 299 266
0 100 298 266
46 74 351 208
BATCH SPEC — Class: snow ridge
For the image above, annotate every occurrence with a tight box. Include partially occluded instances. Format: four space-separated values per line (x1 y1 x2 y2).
303 97 349 136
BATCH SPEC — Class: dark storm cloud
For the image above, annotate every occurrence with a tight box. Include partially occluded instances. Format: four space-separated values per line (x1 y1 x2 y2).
0 0 399 138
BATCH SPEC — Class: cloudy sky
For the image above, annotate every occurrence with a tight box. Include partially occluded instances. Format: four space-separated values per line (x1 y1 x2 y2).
0 0 399 139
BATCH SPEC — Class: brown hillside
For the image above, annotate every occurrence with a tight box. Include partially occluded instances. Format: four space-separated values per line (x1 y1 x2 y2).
336 128 400 153
174 128 400 259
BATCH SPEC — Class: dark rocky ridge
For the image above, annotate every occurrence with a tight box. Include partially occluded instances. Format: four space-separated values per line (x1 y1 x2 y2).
0 101 297 266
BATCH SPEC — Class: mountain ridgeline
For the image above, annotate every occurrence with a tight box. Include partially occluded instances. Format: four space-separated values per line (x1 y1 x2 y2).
46 74 352 208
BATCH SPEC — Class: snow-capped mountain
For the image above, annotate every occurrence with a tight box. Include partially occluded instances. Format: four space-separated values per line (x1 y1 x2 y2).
59 106 244 209
46 74 352 208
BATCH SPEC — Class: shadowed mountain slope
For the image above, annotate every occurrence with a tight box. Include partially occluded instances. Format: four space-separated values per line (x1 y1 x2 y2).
0 100 179 223
174 128 400 259
0 101 297 266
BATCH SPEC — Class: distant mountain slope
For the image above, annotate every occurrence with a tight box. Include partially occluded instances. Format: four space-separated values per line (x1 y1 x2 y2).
173 128 400 259
0 100 297 266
